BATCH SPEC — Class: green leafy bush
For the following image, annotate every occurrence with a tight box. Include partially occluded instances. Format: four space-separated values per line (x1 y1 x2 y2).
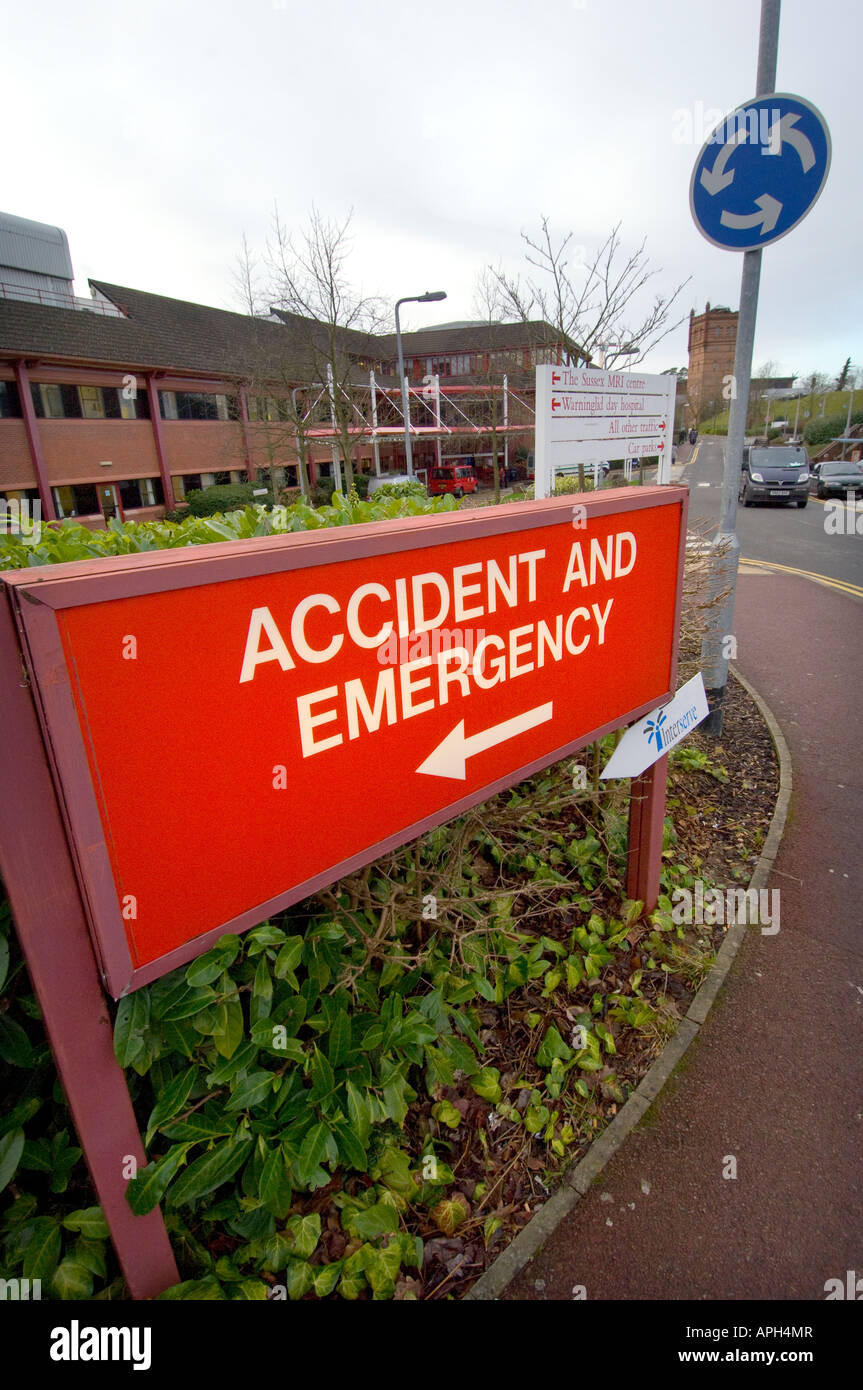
184 484 269 516
371 481 426 500
0 490 458 572
804 409 863 450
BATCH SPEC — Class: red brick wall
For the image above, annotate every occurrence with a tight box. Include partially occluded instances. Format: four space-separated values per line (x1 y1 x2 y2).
161 421 246 476
39 421 160 485
0 420 33 488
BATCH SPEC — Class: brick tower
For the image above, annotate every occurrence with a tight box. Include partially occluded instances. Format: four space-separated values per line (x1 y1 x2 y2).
687 303 738 426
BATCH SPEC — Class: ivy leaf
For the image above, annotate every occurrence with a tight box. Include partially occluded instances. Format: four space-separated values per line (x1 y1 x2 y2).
22 1217 62 1282
430 1193 470 1236
167 1134 253 1207
285 1212 321 1260
471 1067 503 1103
52 1258 94 1301
536 1024 573 1067
73 1236 107 1279
126 1145 191 1216
61 1207 109 1240
286 1259 314 1300
0 1014 34 1067
344 1202 398 1241
313 1261 342 1298
0 1127 25 1193
232 1280 269 1300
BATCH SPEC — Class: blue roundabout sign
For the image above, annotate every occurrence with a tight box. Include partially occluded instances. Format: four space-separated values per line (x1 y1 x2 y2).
690 93 831 251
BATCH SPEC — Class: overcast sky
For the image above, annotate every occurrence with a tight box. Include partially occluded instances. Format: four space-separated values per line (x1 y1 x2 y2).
3 0 859 381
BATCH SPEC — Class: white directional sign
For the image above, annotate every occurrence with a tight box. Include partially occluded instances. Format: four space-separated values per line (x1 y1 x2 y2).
534 365 677 498
600 672 709 780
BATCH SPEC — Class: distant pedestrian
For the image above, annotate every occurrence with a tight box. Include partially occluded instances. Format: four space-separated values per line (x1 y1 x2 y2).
678 428 686 446
689 427 698 446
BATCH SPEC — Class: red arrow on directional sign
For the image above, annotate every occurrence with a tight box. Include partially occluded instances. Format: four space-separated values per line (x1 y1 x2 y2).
659 421 666 430
552 398 561 410
552 373 561 383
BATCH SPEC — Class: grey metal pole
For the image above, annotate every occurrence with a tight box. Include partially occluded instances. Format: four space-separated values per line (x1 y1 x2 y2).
701 0 781 736
842 382 855 461
395 298 413 478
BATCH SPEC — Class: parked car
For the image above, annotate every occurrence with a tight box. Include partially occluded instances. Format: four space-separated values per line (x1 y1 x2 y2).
427 463 478 498
809 460 863 499
738 445 810 508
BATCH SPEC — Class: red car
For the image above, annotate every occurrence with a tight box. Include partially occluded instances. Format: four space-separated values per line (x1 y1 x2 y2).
427 463 478 498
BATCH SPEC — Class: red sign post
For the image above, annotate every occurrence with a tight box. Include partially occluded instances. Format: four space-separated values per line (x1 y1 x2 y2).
0 486 687 1295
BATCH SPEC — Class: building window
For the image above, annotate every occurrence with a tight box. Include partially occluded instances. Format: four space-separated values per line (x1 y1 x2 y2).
99 386 150 420
116 477 164 510
1 487 40 504
52 483 99 518
173 392 220 421
0 381 22 417
213 471 231 485
160 391 178 420
79 386 105 419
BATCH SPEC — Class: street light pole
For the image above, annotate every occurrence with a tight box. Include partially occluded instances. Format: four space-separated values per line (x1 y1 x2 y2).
395 290 446 476
842 370 857 460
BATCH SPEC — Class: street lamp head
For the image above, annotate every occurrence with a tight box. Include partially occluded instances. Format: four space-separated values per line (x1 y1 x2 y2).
418 290 447 303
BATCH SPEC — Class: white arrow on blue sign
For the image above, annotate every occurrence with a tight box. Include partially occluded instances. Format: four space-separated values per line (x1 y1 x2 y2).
690 93 831 251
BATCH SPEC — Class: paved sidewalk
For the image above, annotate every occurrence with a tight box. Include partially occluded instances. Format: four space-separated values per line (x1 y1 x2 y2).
503 571 863 1301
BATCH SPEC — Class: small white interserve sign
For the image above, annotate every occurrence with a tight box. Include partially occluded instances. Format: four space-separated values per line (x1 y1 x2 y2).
534 365 677 497
600 672 709 779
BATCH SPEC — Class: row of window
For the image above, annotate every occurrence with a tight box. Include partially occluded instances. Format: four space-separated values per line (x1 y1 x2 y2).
1 473 252 519
0 382 255 422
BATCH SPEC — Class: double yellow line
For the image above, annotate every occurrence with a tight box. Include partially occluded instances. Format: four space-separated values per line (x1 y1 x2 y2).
740 555 863 599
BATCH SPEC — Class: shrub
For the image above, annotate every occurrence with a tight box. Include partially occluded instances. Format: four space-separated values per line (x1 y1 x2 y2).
371 481 426 501
184 484 263 517
804 409 863 451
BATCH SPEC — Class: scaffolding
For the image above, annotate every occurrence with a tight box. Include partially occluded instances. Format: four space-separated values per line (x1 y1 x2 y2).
294 372 536 479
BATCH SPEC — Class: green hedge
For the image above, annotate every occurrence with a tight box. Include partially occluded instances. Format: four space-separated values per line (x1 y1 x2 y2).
804 409 863 451
184 483 272 517
0 489 458 571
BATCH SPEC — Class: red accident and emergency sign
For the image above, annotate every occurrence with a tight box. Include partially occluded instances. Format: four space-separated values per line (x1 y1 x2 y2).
2 489 686 997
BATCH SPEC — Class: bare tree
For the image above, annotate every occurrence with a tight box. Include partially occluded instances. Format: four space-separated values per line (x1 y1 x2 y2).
470 269 511 503
488 216 691 369
265 206 391 493
231 231 265 317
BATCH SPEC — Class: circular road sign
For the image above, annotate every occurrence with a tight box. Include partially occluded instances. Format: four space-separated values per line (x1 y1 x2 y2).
690 93 831 251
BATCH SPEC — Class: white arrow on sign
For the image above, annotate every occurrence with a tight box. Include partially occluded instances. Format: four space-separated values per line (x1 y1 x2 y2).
720 193 782 235
417 702 554 780
765 112 815 171
700 126 749 195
